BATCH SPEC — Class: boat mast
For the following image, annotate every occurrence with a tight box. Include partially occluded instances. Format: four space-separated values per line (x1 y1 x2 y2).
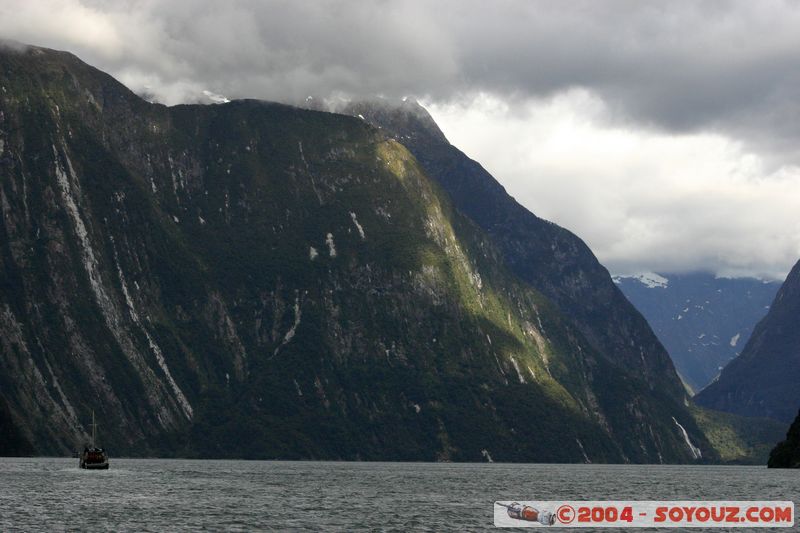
91 410 97 448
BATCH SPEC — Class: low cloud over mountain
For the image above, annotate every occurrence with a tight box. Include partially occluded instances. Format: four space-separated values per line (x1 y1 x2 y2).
5 0 800 277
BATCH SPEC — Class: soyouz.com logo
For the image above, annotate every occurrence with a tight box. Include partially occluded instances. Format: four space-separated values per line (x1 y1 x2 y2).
494 501 795 528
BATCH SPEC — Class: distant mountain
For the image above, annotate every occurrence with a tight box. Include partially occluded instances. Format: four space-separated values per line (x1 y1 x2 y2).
0 44 715 462
768 409 800 468
696 259 800 422
613 272 780 392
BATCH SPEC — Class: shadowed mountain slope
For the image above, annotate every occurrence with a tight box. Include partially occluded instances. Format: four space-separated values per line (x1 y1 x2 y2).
0 45 714 461
697 259 800 423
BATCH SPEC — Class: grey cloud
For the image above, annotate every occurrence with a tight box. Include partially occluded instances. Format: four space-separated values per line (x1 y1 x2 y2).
2 0 800 277
3 0 800 154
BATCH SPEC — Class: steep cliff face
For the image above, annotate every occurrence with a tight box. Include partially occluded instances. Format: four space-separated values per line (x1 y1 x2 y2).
342 98 687 401
697 259 800 422
0 44 711 461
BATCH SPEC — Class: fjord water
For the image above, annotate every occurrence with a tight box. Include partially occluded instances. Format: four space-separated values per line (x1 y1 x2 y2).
0 459 797 532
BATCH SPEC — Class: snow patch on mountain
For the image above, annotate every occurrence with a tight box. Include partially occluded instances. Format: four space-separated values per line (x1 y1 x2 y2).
350 212 366 240
613 272 669 289
729 333 741 347
325 233 337 257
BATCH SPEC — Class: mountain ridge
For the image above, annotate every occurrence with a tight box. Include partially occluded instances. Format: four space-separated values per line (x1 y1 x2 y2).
340 97 685 400
0 44 770 463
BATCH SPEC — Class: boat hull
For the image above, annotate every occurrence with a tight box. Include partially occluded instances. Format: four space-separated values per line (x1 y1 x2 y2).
80 461 109 470
79 447 109 470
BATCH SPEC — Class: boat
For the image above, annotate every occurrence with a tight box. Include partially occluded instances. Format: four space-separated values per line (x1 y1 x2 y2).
79 410 109 470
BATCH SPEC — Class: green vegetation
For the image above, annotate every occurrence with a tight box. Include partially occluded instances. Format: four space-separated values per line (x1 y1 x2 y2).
690 405 786 464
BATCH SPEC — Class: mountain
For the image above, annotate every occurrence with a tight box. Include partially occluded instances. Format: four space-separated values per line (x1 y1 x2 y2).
340 98 692 401
768 410 800 468
696 259 800 422
0 43 717 462
613 272 780 392
336 98 790 464
0 395 33 455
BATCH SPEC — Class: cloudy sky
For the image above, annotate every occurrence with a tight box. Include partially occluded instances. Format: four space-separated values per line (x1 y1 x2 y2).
3 0 800 279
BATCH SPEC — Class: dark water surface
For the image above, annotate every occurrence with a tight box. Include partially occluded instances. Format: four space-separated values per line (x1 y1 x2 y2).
0 459 797 531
